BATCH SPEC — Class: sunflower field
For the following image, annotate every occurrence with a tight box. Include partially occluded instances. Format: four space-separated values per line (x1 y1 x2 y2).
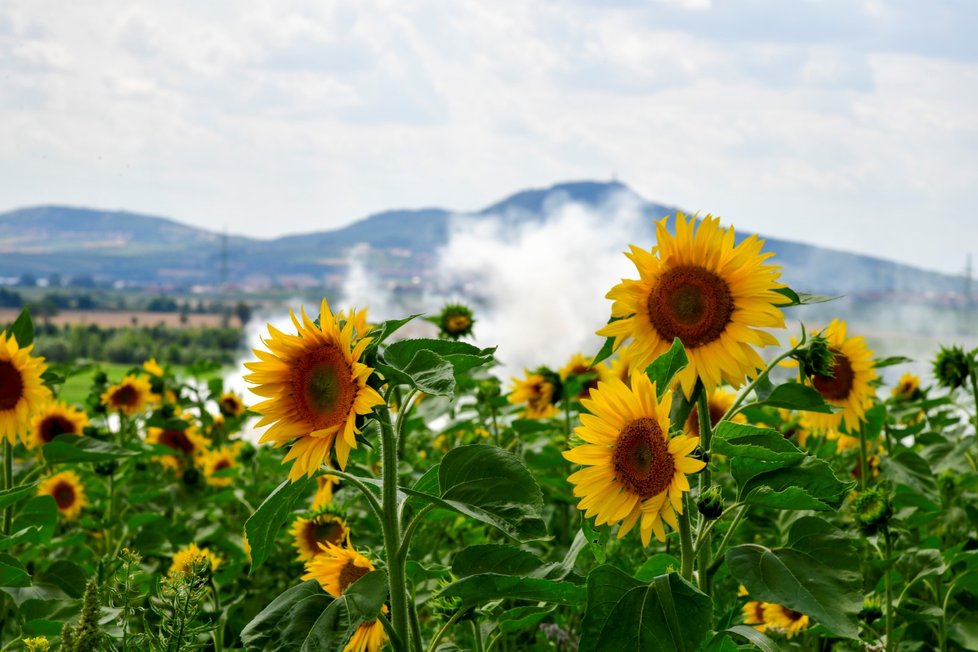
1 212 977 652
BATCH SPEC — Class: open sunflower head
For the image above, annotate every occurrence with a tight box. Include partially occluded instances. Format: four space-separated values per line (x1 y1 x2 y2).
804 320 878 434
244 300 385 481
890 372 921 401
169 543 222 576
742 600 769 632
28 400 88 450
560 353 609 400
147 415 208 472
218 391 245 418
0 330 50 444
762 603 811 638
563 373 705 546
597 213 786 398
290 511 352 562
101 374 155 416
302 541 375 598
509 369 562 419
200 445 239 487
37 470 87 520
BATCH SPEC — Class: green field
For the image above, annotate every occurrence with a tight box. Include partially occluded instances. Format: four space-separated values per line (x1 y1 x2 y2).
56 362 231 405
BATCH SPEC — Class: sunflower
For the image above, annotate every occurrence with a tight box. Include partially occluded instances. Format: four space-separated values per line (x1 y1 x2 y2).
606 346 640 387
37 470 87 520
244 300 385 481
891 372 921 400
312 474 340 510
302 542 387 652
804 320 877 434
435 303 475 340
146 415 208 471
509 370 560 419
598 213 785 398
0 330 50 444
27 400 89 450
560 353 610 400
563 373 705 545
169 543 222 576
200 445 239 487
763 604 810 638
101 374 155 416
742 601 769 632
143 358 164 377
685 388 745 437
290 511 352 562
218 391 245 418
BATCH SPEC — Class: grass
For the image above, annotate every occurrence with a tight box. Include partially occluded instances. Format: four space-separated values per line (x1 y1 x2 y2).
57 362 230 405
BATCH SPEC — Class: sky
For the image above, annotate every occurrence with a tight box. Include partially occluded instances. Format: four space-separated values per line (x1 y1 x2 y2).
1 0 976 274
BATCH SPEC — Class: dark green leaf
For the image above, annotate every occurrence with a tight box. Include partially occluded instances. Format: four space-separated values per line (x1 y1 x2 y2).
301 570 388 652
0 553 31 587
245 477 315 572
581 518 608 563
725 625 781 652
740 456 853 511
644 338 688 397
712 422 807 465
11 496 57 543
240 580 332 651
497 606 555 635
882 450 939 507
755 383 833 413
452 545 543 578
383 339 496 375
0 583 69 607
634 554 681 582
773 288 840 307
579 567 712 652
43 435 140 463
43 560 87 598
376 349 456 396
436 573 584 607
875 356 913 369
364 314 421 352
5 307 34 347
726 517 862 639
0 483 39 510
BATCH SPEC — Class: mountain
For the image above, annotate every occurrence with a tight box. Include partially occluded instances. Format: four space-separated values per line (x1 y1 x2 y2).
0 181 964 295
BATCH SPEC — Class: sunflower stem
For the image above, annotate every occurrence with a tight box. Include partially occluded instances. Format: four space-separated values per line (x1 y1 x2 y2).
379 407 410 651
678 494 695 582
2 439 11 535
694 388 713 595
883 526 894 652
722 347 799 422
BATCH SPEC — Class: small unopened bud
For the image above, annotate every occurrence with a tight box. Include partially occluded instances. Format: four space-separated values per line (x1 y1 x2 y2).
697 486 724 520
850 488 892 534
792 333 834 379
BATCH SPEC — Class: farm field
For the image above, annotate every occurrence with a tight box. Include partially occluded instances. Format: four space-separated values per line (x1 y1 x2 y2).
0 309 228 329
1 213 976 652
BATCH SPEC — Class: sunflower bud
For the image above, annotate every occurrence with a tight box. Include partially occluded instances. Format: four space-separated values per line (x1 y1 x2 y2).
792 333 834 379
859 594 883 623
697 485 724 520
433 303 475 340
94 460 117 477
933 345 972 390
182 467 201 487
850 488 892 534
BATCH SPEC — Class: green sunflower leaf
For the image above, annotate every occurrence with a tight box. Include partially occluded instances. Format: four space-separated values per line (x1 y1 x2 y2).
0 553 31 587
727 517 862 639
579 567 712 652
645 338 688 397
5 307 34 347
435 573 585 607
754 382 833 413
245 476 315 573
42 435 140 463
773 287 840 307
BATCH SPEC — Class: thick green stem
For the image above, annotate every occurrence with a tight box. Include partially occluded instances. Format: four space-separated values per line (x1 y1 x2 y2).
695 389 713 595
678 494 695 582
722 348 798 422
380 408 410 651
471 619 484 652
883 527 894 652
2 439 12 535
426 609 464 652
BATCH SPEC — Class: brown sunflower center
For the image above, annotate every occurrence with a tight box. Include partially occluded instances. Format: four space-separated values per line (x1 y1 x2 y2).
781 607 804 622
647 265 734 349
52 481 76 510
0 360 25 411
213 458 231 472
112 384 139 407
39 415 77 443
305 518 346 552
528 382 553 411
613 417 675 499
220 397 241 414
338 559 370 593
292 344 356 428
812 349 854 401
159 429 195 455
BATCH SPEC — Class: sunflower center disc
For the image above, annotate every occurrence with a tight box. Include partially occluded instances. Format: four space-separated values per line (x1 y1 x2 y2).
613 417 675 499
339 560 370 593
293 344 356 428
113 385 139 406
812 349 855 401
52 482 76 510
213 459 231 472
308 520 346 551
0 360 24 411
160 430 195 455
40 416 76 443
647 265 734 349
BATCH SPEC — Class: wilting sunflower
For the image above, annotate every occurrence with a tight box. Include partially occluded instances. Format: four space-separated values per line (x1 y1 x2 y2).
509 370 561 419
0 330 50 443
290 511 352 562
891 372 921 400
218 391 245 418
563 373 705 545
146 415 208 471
804 320 877 434
685 388 746 437
598 213 785 398
200 445 239 487
302 542 387 652
169 543 222 576
143 358 164 377
245 300 384 481
763 604 810 638
27 401 88 450
37 471 87 520
101 374 155 416
312 474 340 510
